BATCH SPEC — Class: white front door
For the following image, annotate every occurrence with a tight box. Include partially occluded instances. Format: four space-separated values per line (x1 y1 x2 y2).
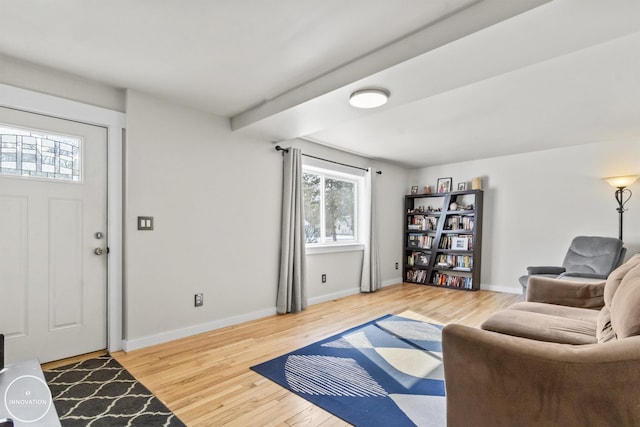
0 107 108 364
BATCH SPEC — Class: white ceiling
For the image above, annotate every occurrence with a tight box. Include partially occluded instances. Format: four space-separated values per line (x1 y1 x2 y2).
0 0 639 168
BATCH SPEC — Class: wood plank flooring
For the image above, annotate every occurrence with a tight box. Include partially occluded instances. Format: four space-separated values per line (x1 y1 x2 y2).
111 283 521 426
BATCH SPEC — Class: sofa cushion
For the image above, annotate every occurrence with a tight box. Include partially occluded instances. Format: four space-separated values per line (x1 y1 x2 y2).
508 302 600 323
596 306 616 343
604 253 640 306
610 261 640 339
481 308 597 345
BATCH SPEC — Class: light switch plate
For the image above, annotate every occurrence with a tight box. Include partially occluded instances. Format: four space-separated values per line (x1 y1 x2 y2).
138 216 154 230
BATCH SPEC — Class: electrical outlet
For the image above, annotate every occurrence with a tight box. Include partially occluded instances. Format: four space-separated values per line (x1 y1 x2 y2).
395 262 399 270
321 274 327 283
194 293 204 307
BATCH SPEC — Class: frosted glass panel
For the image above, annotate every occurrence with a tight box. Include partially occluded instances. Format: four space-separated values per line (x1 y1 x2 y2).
0 124 81 181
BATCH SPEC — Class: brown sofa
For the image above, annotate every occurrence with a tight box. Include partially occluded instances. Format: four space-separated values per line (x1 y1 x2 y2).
442 253 640 427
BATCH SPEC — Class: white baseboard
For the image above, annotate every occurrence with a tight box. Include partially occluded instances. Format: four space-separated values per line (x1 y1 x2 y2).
123 288 364 352
122 306 277 352
308 287 361 305
481 283 523 294
122 278 413 352
383 277 402 287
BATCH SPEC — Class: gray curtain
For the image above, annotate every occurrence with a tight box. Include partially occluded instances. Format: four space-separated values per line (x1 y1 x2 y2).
361 167 381 292
276 147 307 313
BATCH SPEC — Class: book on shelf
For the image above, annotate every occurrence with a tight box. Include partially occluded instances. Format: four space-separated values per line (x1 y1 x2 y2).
438 234 473 250
408 215 438 231
445 215 474 231
408 251 429 266
406 268 429 284
435 254 473 270
431 272 473 289
426 216 438 230
408 234 434 249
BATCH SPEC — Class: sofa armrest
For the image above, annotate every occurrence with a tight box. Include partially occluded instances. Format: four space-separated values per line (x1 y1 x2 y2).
558 271 607 280
526 275 605 308
442 324 640 427
526 265 566 275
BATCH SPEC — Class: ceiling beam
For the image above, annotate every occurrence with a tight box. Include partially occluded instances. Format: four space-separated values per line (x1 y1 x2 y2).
230 0 552 137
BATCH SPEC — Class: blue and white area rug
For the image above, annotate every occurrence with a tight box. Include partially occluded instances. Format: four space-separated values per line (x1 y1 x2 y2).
251 313 445 427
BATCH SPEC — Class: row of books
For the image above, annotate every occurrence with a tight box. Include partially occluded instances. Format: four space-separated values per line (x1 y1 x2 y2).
444 215 474 231
408 234 435 249
408 251 430 267
432 273 473 289
438 234 474 250
406 269 429 284
434 254 472 270
407 215 438 231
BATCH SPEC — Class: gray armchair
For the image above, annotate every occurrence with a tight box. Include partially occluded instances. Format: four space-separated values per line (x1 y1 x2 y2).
519 236 625 294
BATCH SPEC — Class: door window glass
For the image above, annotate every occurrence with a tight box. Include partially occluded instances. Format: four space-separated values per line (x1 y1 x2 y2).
0 124 81 182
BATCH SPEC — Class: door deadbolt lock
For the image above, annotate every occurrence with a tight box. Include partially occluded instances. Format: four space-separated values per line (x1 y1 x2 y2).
95 232 104 239
94 248 104 255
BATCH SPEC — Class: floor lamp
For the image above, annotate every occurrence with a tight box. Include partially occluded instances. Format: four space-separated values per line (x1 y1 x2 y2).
604 175 639 241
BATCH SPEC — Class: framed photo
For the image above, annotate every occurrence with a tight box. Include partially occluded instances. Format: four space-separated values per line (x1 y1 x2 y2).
457 182 467 191
415 253 430 266
437 177 452 193
451 236 469 251
410 185 419 195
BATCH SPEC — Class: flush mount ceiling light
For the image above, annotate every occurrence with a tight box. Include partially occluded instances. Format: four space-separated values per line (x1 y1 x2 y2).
349 88 390 109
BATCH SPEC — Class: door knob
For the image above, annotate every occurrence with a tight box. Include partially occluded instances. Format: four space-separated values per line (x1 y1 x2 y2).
94 248 104 255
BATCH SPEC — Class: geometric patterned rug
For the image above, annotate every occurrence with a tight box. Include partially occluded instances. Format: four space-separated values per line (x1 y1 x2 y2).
43 355 185 427
251 312 446 427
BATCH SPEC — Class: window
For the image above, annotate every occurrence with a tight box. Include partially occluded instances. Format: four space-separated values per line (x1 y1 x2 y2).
0 124 81 182
302 165 363 246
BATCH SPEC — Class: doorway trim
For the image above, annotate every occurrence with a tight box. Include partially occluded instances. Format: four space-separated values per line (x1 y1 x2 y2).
0 83 125 353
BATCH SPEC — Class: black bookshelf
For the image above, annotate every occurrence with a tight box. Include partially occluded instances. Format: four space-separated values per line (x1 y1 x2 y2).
403 190 483 291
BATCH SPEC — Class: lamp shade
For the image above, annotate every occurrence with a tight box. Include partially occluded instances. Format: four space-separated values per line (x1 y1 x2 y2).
349 89 389 109
604 175 640 188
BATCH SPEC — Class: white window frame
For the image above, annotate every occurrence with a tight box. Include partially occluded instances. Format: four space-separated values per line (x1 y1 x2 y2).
302 160 365 255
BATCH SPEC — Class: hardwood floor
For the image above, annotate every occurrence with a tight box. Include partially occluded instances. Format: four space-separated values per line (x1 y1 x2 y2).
111 283 521 426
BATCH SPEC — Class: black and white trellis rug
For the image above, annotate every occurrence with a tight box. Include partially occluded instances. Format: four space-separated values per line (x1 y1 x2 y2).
43 355 185 427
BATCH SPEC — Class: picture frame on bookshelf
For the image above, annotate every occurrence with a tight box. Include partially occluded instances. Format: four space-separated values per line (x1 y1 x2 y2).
411 185 419 195
437 177 452 193
416 253 430 266
457 182 467 191
451 236 469 250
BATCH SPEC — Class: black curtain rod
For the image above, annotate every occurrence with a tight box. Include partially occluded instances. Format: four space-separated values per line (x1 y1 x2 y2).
275 145 382 175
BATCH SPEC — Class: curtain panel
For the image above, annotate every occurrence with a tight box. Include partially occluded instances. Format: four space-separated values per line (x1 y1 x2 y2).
361 167 381 292
276 147 307 313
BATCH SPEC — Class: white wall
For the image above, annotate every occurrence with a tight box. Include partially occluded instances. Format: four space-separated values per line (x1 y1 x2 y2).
123 91 409 349
124 90 282 345
411 139 640 294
